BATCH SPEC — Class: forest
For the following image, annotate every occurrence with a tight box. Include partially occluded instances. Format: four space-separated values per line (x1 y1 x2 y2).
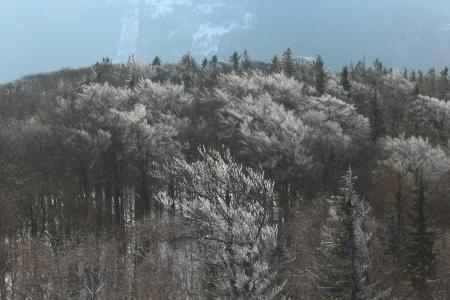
0 49 449 299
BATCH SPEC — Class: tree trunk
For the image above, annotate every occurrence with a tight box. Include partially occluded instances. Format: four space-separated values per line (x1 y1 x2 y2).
111 136 124 229
0 246 6 300
95 183 104 231
136 161 147 220
105 179 112 228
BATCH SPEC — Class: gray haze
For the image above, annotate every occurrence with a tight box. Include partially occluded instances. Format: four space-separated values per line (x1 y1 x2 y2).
2 0 450 83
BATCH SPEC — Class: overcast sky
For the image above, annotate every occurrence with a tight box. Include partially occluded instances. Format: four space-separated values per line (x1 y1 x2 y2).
2 0 450 83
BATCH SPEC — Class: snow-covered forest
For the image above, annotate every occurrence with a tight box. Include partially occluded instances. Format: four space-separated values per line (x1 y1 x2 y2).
0 51 449 299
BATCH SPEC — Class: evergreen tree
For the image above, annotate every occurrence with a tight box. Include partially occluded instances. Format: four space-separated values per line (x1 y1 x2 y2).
405 182 438 300
354 59 366 73
179 52 198 90
102 56 112 64
416 70 425 94
425 68 436 97
369 81 384 141
209 54 218 70
127 54 136 65
229 51 241 73
418 70 424 84
410 70 417 82
403 68 408 80
282 47 295 77
341 66 352 93
202 57 208 69
241 50 252 72
127 73 138 89
151 55 161 67
271 55 280 73
373 58 383 72
438 66 449 100
313 55 327 95
180 52 198 71
320 167 379 300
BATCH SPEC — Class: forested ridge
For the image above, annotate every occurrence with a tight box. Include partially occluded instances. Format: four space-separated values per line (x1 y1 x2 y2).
0 50 449 299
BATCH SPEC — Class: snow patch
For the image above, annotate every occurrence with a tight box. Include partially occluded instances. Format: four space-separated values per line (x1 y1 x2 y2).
144 0 192 19
116 13 139 61
192 22 238 56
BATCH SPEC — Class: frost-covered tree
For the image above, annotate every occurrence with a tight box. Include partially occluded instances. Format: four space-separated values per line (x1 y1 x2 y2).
407 95 450 146
382 136 450 299
208 89 312 224
57 83 138 228
216 73 369 192
132 79 191 216
298 94 370 148
319 167 381 300
302 110 352 188
157 148 284 299
217 72 305 111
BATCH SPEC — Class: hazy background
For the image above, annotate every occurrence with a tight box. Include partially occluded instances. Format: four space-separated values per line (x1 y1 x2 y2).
2 0 450 83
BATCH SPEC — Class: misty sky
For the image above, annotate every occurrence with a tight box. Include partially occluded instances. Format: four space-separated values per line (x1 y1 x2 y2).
2 0 450 83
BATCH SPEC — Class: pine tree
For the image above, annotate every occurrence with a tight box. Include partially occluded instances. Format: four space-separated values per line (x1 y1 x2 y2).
416 70 425 94
320 167 378 300
369 81 384 141
313 55 327 95
180 52 197 71
127 54 135 65
151 55 161 67
405 181 438 300
271 55 280 73
229 51 241 73
403 68 408 80
373 58 383 72
202 57 208 69
209 54 218 70
410 70 417 82
438 66 449 100
282 47 295 77
127 73 138 89
341 66 352 93
425 68 436 97
241 50 252 72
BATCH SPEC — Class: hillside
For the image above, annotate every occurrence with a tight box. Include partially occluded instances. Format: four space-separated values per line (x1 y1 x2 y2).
3 0 450 82
0 52 449 299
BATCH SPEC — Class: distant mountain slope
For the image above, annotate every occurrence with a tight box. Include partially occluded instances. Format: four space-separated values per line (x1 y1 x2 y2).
1 0 450 83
